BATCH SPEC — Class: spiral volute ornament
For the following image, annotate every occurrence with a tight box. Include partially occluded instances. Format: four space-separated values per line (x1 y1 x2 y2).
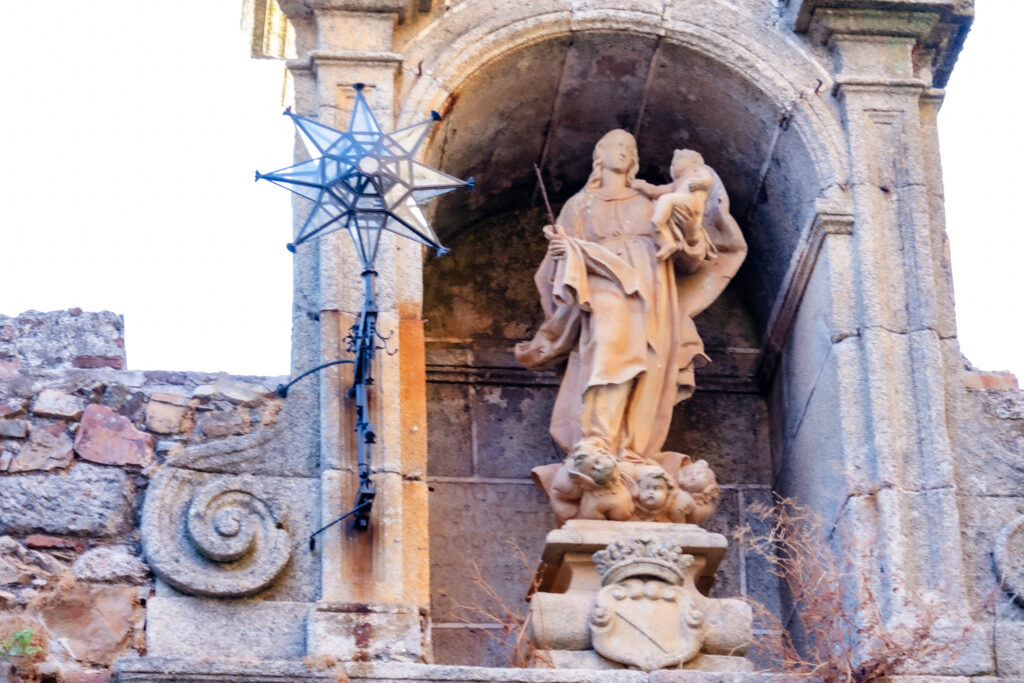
142 469 292 598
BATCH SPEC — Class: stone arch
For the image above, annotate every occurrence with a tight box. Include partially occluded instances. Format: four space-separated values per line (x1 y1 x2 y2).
397 1 851 331
396 0 848 195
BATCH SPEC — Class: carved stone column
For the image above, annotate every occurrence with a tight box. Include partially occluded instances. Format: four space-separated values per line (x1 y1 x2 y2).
282 0 432 661
793 2 990 675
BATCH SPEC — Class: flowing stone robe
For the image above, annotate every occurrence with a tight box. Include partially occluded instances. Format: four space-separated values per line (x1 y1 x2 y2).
516 174 746 462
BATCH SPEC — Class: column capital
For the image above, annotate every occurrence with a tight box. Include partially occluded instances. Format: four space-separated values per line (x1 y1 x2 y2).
791 0 972 87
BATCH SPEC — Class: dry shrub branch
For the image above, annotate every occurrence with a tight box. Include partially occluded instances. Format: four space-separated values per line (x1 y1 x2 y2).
439 541 552 669
734 498 969 682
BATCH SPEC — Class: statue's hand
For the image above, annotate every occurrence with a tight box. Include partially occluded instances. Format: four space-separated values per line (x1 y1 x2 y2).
543 224 568 261
631 178 657 196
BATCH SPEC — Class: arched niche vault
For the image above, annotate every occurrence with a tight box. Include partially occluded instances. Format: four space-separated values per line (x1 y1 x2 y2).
410 23 846 366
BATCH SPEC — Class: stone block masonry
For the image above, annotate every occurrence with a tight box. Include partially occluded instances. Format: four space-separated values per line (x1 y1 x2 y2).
0 309 286 682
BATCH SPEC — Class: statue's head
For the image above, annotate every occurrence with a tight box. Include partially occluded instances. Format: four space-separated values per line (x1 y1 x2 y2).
669 149 705 180
587 129 639 189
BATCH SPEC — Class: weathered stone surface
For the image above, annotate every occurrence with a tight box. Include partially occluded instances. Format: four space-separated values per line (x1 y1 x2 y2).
10 421 73 472
0 361 23 383
197 410 248 438
429 481 553 623
40 583 138 666
665 393 771 487
0 398 27 418
995 621 1024 677
61 671 113 683
72 355 124 369
116 657 341 682
0 535 65 587
703 488 740 600
432 626 510 668
472 385 561 479
145 397 191 435
144 470 318 602
0 463 132 536
74 404 153 467
145 596 310 659
0 310 125 370
978 389 1024 421
963 371 1019 391
347 661 650 682
0 418 28 438
540 650 625 670
101 385 146 421
150 392 191 408
32 389 86 419
72 546 149 584
193 376 274 406
307 604 422 662
426 382 473 477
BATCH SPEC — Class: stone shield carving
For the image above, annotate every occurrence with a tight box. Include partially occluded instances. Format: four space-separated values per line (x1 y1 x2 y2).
590 577 703 671
142 468 291 597
590 537 703 671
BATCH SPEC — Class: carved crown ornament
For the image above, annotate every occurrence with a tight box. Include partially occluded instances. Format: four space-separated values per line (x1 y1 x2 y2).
593 536 695 587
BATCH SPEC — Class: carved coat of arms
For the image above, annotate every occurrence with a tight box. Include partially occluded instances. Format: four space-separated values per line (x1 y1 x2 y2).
590 537 704 671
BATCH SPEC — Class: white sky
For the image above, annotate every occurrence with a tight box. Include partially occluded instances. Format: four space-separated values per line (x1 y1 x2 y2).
1 2 1021 381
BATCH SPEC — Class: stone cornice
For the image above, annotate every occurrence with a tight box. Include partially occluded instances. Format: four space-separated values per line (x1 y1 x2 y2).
791 0 970 32
303 0 405 12
791 0 973 87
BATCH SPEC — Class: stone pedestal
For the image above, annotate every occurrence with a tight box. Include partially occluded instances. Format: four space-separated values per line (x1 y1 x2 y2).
529 521 752 672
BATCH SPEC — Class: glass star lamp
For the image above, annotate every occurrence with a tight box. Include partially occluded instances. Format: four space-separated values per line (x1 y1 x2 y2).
256 82 472 267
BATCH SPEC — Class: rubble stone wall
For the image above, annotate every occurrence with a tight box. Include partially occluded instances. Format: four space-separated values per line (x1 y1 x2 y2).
0 310 285 683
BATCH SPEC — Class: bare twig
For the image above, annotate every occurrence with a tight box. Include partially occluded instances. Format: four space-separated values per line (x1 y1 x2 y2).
439 540 552 669
735 498 970 682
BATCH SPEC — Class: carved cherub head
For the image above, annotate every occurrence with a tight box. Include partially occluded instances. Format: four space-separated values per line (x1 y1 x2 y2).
677 458 719 498
571 442 619 488
669 149 705 180
635 466 675 513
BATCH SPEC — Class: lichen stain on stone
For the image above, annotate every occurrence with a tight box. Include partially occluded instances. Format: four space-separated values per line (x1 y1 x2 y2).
424 207 549 344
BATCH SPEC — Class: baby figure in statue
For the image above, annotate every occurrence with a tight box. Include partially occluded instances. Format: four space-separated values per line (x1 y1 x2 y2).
676 458 720 526
632 149 716 262
634 467 695 523
548 443 635 525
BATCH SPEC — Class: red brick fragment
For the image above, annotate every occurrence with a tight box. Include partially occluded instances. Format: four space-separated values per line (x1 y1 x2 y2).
963 370 1019 390
72 355 124 370
24 534 87 553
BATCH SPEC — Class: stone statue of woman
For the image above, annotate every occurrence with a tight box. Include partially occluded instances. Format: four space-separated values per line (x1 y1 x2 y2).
515 129 746 524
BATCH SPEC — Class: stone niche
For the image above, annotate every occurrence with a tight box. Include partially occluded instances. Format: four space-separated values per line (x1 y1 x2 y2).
420 30 791 666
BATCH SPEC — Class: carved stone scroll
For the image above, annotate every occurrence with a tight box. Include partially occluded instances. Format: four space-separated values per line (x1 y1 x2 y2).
142 468 291 598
